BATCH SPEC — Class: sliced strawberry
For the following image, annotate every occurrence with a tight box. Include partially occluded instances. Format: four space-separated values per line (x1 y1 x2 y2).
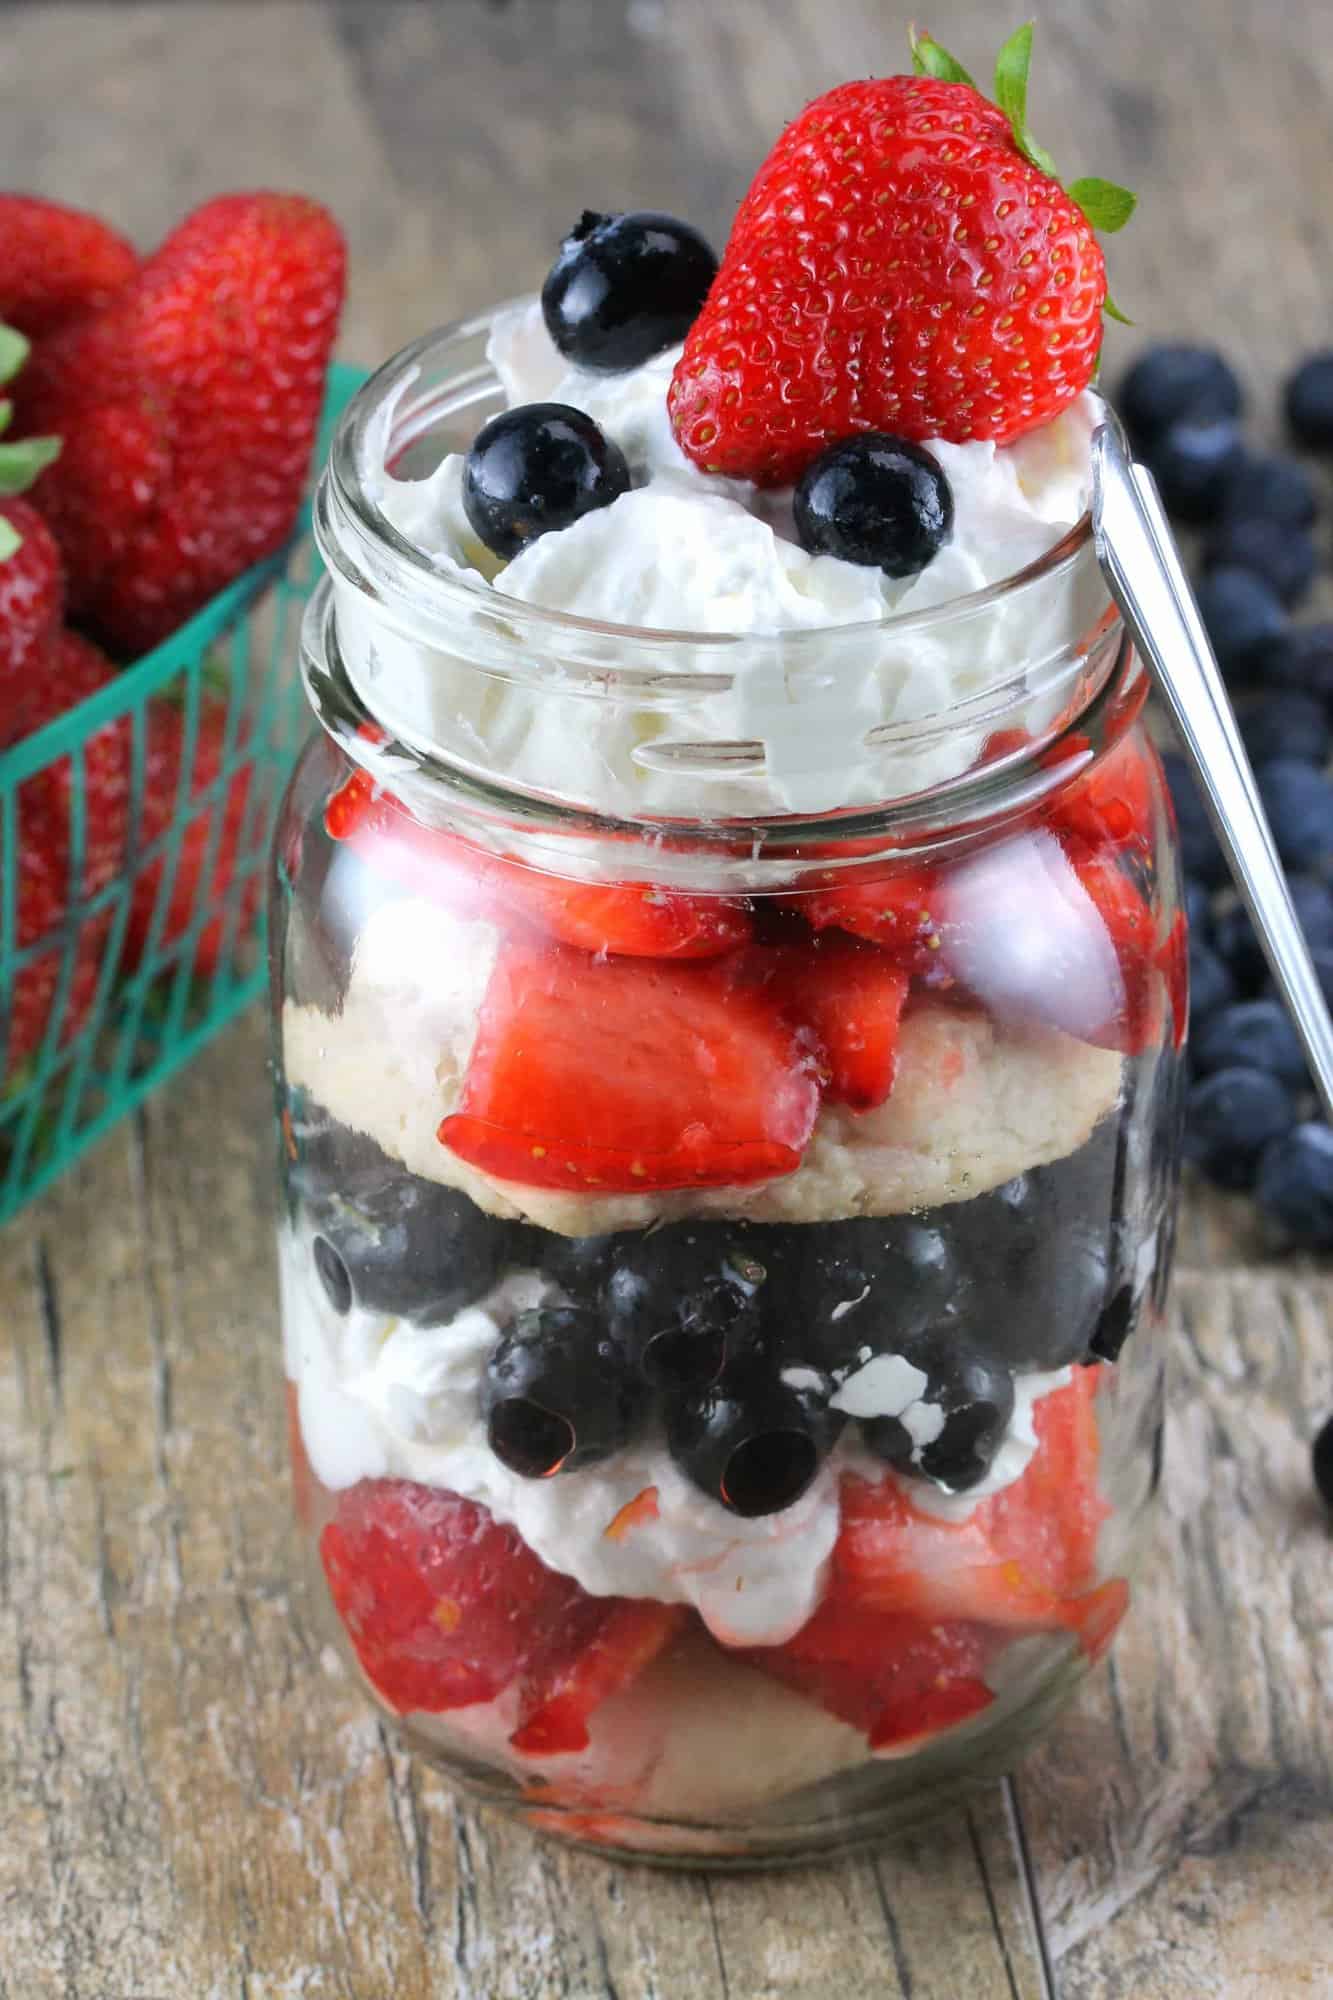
319 1479 594 1715
764 935 910 1111
787 865 947 975
1156 908 1188 1051
833 1370 1111 1635
440 937 819 1192
511 1601 687 1756
1050 732 1158 856
1066 842 1160 1054
326 776 751 960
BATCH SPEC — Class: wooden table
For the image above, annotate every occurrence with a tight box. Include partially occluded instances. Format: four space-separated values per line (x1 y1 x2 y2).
5 2 1333 1993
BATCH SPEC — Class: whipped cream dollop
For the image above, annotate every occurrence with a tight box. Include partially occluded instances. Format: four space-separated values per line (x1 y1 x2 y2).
335 302 1106 818
284 1232 1065 1648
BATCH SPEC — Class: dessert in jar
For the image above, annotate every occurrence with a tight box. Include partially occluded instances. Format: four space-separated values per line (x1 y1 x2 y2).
271 30 1179 1862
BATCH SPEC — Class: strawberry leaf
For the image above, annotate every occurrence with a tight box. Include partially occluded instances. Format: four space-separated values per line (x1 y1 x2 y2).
1068 178 1137 234
1103 292 1134 327
0 516 19 562
0 435 60 497
909 26 977 89
993 23 1059 178
0 325 28 390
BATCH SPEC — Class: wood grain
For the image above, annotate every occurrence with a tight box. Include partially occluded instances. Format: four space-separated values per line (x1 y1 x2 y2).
3 1 1333 1994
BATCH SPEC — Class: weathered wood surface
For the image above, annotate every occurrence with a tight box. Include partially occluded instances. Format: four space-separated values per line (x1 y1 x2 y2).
4 2 1333 1994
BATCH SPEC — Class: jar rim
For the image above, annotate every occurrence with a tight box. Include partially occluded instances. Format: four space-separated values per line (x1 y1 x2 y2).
322 298 1096 654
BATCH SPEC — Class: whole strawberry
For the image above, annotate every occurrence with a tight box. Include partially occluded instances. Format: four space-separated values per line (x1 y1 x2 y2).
22 629 129 896
0 195 138 339
0 497 63 741
669 26 1134 484
14 192 345 657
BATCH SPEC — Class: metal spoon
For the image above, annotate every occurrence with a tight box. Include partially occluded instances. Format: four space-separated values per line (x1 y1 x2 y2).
1091 418 1333 1120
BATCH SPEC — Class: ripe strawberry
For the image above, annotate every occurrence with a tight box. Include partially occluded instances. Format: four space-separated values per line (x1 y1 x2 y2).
0 496 63 741
4 805 107 1078
762 933 910 1110
23 629 129 895
124 696 259 978
15 192 345 656
669 25 1133 483
439 936 820 1193
788 864 948 975
0 196 137 339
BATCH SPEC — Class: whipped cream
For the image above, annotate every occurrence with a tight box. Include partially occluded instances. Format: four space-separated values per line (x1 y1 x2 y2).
284 1233 1066 1649
333 301 1107 818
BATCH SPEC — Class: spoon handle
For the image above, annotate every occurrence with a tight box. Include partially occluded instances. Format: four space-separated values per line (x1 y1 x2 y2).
1092 419 1333 1121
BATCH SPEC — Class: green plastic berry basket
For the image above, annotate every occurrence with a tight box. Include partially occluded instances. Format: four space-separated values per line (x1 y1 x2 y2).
0 360 366 1225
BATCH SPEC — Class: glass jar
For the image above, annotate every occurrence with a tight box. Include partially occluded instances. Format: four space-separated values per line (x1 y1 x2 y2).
270 312 1183 1866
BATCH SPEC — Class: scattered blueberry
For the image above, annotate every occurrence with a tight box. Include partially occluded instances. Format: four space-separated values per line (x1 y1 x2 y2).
1285 351 1333 450
462 403 630 559
1220 452 1319 532
1205 517 1316 608
793 433 954 577
1256 1123 1333 1248
1238 693 1330 768
1312 1412 1333 1510
1250 622 1333 701
541 210 717 374
1189 938 1235 1023
483 1307 646 1476
1195 567 1287 683
1193 999 1307 1089
666 1360 844 1517
1256 760 1333 873
1210 903 1267 994
1163 752 1227 885
1183 876 1213 938
860 1343 1016 1492
1147 416 1246 524
1118 345 1242 444
1185 1067 1296 1191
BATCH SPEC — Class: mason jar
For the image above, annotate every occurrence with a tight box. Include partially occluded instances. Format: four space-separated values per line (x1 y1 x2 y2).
270 312 1182 1865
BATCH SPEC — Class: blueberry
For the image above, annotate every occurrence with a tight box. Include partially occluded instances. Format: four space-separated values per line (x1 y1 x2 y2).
605 1222 771 1388
541 210 717 373
1238 693 1330 767
1290 875 1333 949
1205 518 1316 608
462 403 630 560
793 433 954 578
542 1231 621 1304
1256 760 1333 873
1118 345 1242 444
1183 876 1214 937
860 1342 1016 1493
1310 946 1333 1011
1313 1413 1333 1511
1193 999 1307 1089
1220 452 1318 532
306 1166 517 1325
1195 568 1287 683
1186 1067 1296 1190
1146 416 1246 524
1250 622 1333 701
312 1235 353 1315
666 1360 844 1517
1285 352 1333 450
1256 1123 1333 1248
1189 939 1236 1023
1211 903 1267 995
778 1215 964 1375
483 1306 646 1476
1163 752 1227 885
1088 1287 1137 1364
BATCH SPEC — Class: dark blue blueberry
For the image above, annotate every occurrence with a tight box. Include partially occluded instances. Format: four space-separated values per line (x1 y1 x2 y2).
860 1342 1016 1493
462 403 630 559
1163 752 1228 886
1289 874 1333 949
777 1215 964 1375
1249 622 1333 701
666 1360 844 1517
1195 567 1287 683
306 1170 516 1324
1220 452 1319 532
313 1235 353 1315
1189 939 1236 1023
1118 345 1242 445
483 1307 647 1476
794 433 954 578
1211 903 1267 994
1238 693 1330 767
1285 352 1333 450
1183 876 1213 938
1205 518 1316 608
1193 999 1307 1089
1147 416 1246 523
1256 1123 1333 1248
605 1223 771 1388
1186 1067 1296 1190
1313 1413 1333 1510
1088 1286 1137 1364
1256 760 1333 873
541 210 717 373
1310 946 1333 1011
